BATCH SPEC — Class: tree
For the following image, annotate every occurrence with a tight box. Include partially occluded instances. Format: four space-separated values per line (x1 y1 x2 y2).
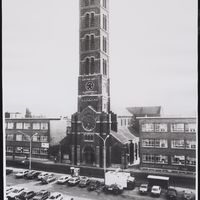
48 145 60 157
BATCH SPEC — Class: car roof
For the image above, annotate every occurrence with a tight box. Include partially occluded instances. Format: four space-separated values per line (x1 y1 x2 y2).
152 185 160 188
39 190 48 192
50 192 61 196
13 187 25 190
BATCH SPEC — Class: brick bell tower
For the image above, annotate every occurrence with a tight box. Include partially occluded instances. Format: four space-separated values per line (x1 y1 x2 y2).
70 0 117 167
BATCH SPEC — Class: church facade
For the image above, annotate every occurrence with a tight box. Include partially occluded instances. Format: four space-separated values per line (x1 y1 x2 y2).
64 0 139 168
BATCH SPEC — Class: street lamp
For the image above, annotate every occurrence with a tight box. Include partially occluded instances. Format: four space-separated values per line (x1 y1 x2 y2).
17 131 38 170
95 134 110 176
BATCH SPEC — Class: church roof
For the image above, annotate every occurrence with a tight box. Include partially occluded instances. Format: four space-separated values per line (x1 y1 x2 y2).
110 127 139 144
126 106 161 117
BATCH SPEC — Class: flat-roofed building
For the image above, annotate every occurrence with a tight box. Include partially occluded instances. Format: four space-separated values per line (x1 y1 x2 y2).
5 116 68 159
138 116 196 173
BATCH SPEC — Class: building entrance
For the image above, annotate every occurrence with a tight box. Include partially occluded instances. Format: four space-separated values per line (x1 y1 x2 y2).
83 146 95 165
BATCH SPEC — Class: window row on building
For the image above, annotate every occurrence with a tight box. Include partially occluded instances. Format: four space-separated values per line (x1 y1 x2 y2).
6 134 48 142
6 122 48 130
6 146 48 155
84 134 94 141
141 123 196 133
142 154 195 166
142 139 196 149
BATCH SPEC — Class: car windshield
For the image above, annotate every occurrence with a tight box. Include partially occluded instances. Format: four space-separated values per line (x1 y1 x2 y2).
153 188 158 191
37 193 44 196
168 188 176 192
141 185 147 188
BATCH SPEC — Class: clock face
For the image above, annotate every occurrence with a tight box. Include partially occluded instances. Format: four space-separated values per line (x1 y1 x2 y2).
82 116 96 131
85 81 94 91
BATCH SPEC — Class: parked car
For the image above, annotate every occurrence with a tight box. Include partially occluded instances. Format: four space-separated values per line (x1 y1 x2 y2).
87 180 101 191
32 190 50 200
41 174 56 184
127 176 136 190
68 177 80 186
46 192 63 200
7 187 27 200
182 190 195 200
15 170 30 178
26 171 41 179
139 184 149 194
37 172 51 180
166 187 178 200
6 186 17 196
6 168 13 175
57 175 71 184
79 176 90 188
15 190 36 200
103 184 123 195
151 185 162 197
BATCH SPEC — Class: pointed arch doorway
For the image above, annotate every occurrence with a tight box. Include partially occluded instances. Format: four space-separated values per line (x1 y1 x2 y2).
82 145 95 166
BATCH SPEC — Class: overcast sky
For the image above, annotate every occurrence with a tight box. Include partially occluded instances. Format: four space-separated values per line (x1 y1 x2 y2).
3 0 197 117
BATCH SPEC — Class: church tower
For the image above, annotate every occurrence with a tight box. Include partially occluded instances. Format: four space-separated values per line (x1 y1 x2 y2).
70 0 117 167
78 0 110 113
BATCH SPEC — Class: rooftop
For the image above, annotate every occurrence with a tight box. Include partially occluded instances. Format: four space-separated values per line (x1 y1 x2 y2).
110 127 139 144
126 106 161 117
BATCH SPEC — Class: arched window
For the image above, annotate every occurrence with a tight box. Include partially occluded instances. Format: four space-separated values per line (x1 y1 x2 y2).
85 58 90 75
85 0 89 6
90 13 95 27
103 59 107 75
90 34 95 50
103 36 107 52
85 35 90 51
103 14 107 30
85 13 90 28
90 57 95 74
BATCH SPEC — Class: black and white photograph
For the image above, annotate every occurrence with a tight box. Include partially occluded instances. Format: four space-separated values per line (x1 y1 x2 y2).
3 0 197 200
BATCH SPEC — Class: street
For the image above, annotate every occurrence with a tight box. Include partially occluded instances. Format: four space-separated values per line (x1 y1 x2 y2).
5 167 196 200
